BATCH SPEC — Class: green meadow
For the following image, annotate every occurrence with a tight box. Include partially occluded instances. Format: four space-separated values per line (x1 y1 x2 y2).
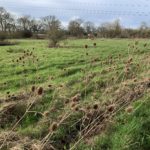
0 39 150 150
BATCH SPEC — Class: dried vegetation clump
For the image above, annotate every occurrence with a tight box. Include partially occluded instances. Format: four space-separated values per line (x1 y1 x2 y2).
0 40 150 149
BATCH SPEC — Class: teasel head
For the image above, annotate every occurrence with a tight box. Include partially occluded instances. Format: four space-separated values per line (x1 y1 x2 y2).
31 86 36 92
108 67 112 71
125 106 133 114
37 87 43 95
107 104 115 112
71 94 80 102
64 99 70 105
84 45 88 49
49 122 58 132
48 84 52 88
86 105 91 111
144 43 147 47
132 45 135 49
79 107 86 114
59 84 63 88
51 76 54 80
74 106 79 112
6 91 10 95
136 63 140 68
111 77 114 81
124 83 127 87
109 55 113 59
86 111 93 118
43 111 50 117
93 43 96 47
128 58 133 63
133 78 137 82
93 104 99 110
71 102 76 108
125 67 130 74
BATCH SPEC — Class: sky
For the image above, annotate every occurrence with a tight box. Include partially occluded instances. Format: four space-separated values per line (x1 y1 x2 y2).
0 0 150 28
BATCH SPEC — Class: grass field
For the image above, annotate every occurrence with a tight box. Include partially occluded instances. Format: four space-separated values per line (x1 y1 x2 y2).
0 39 150 149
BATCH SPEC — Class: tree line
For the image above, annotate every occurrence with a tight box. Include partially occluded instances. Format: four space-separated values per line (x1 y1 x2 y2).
1 7 150 46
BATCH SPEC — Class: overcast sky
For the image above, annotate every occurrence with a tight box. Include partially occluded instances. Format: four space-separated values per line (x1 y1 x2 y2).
1 0 150 28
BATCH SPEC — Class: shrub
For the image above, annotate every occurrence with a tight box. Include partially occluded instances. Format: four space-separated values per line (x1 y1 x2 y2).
8 31 33 39
0 32 7 41
48 29 65 47
21 30 33 38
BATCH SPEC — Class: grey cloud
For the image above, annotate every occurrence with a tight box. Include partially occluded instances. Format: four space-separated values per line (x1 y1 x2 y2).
0 0 150 27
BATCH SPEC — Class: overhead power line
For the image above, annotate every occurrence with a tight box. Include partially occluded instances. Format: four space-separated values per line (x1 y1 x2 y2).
1 1 150 17
4 7 150 17
0 1 150 8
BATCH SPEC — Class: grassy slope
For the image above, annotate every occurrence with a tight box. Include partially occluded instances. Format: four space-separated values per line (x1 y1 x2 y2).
0 39 150 149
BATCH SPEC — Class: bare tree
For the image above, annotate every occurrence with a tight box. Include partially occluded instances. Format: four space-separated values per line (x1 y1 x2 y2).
42 15 65 47
29 19 43 33
140 22 148 30
83 21 95 34
42 16 60 31
0 7 15 32
17 15 31 31
68 19 84 37
113 19 122 37
0 7 6 31
97 19 122 38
